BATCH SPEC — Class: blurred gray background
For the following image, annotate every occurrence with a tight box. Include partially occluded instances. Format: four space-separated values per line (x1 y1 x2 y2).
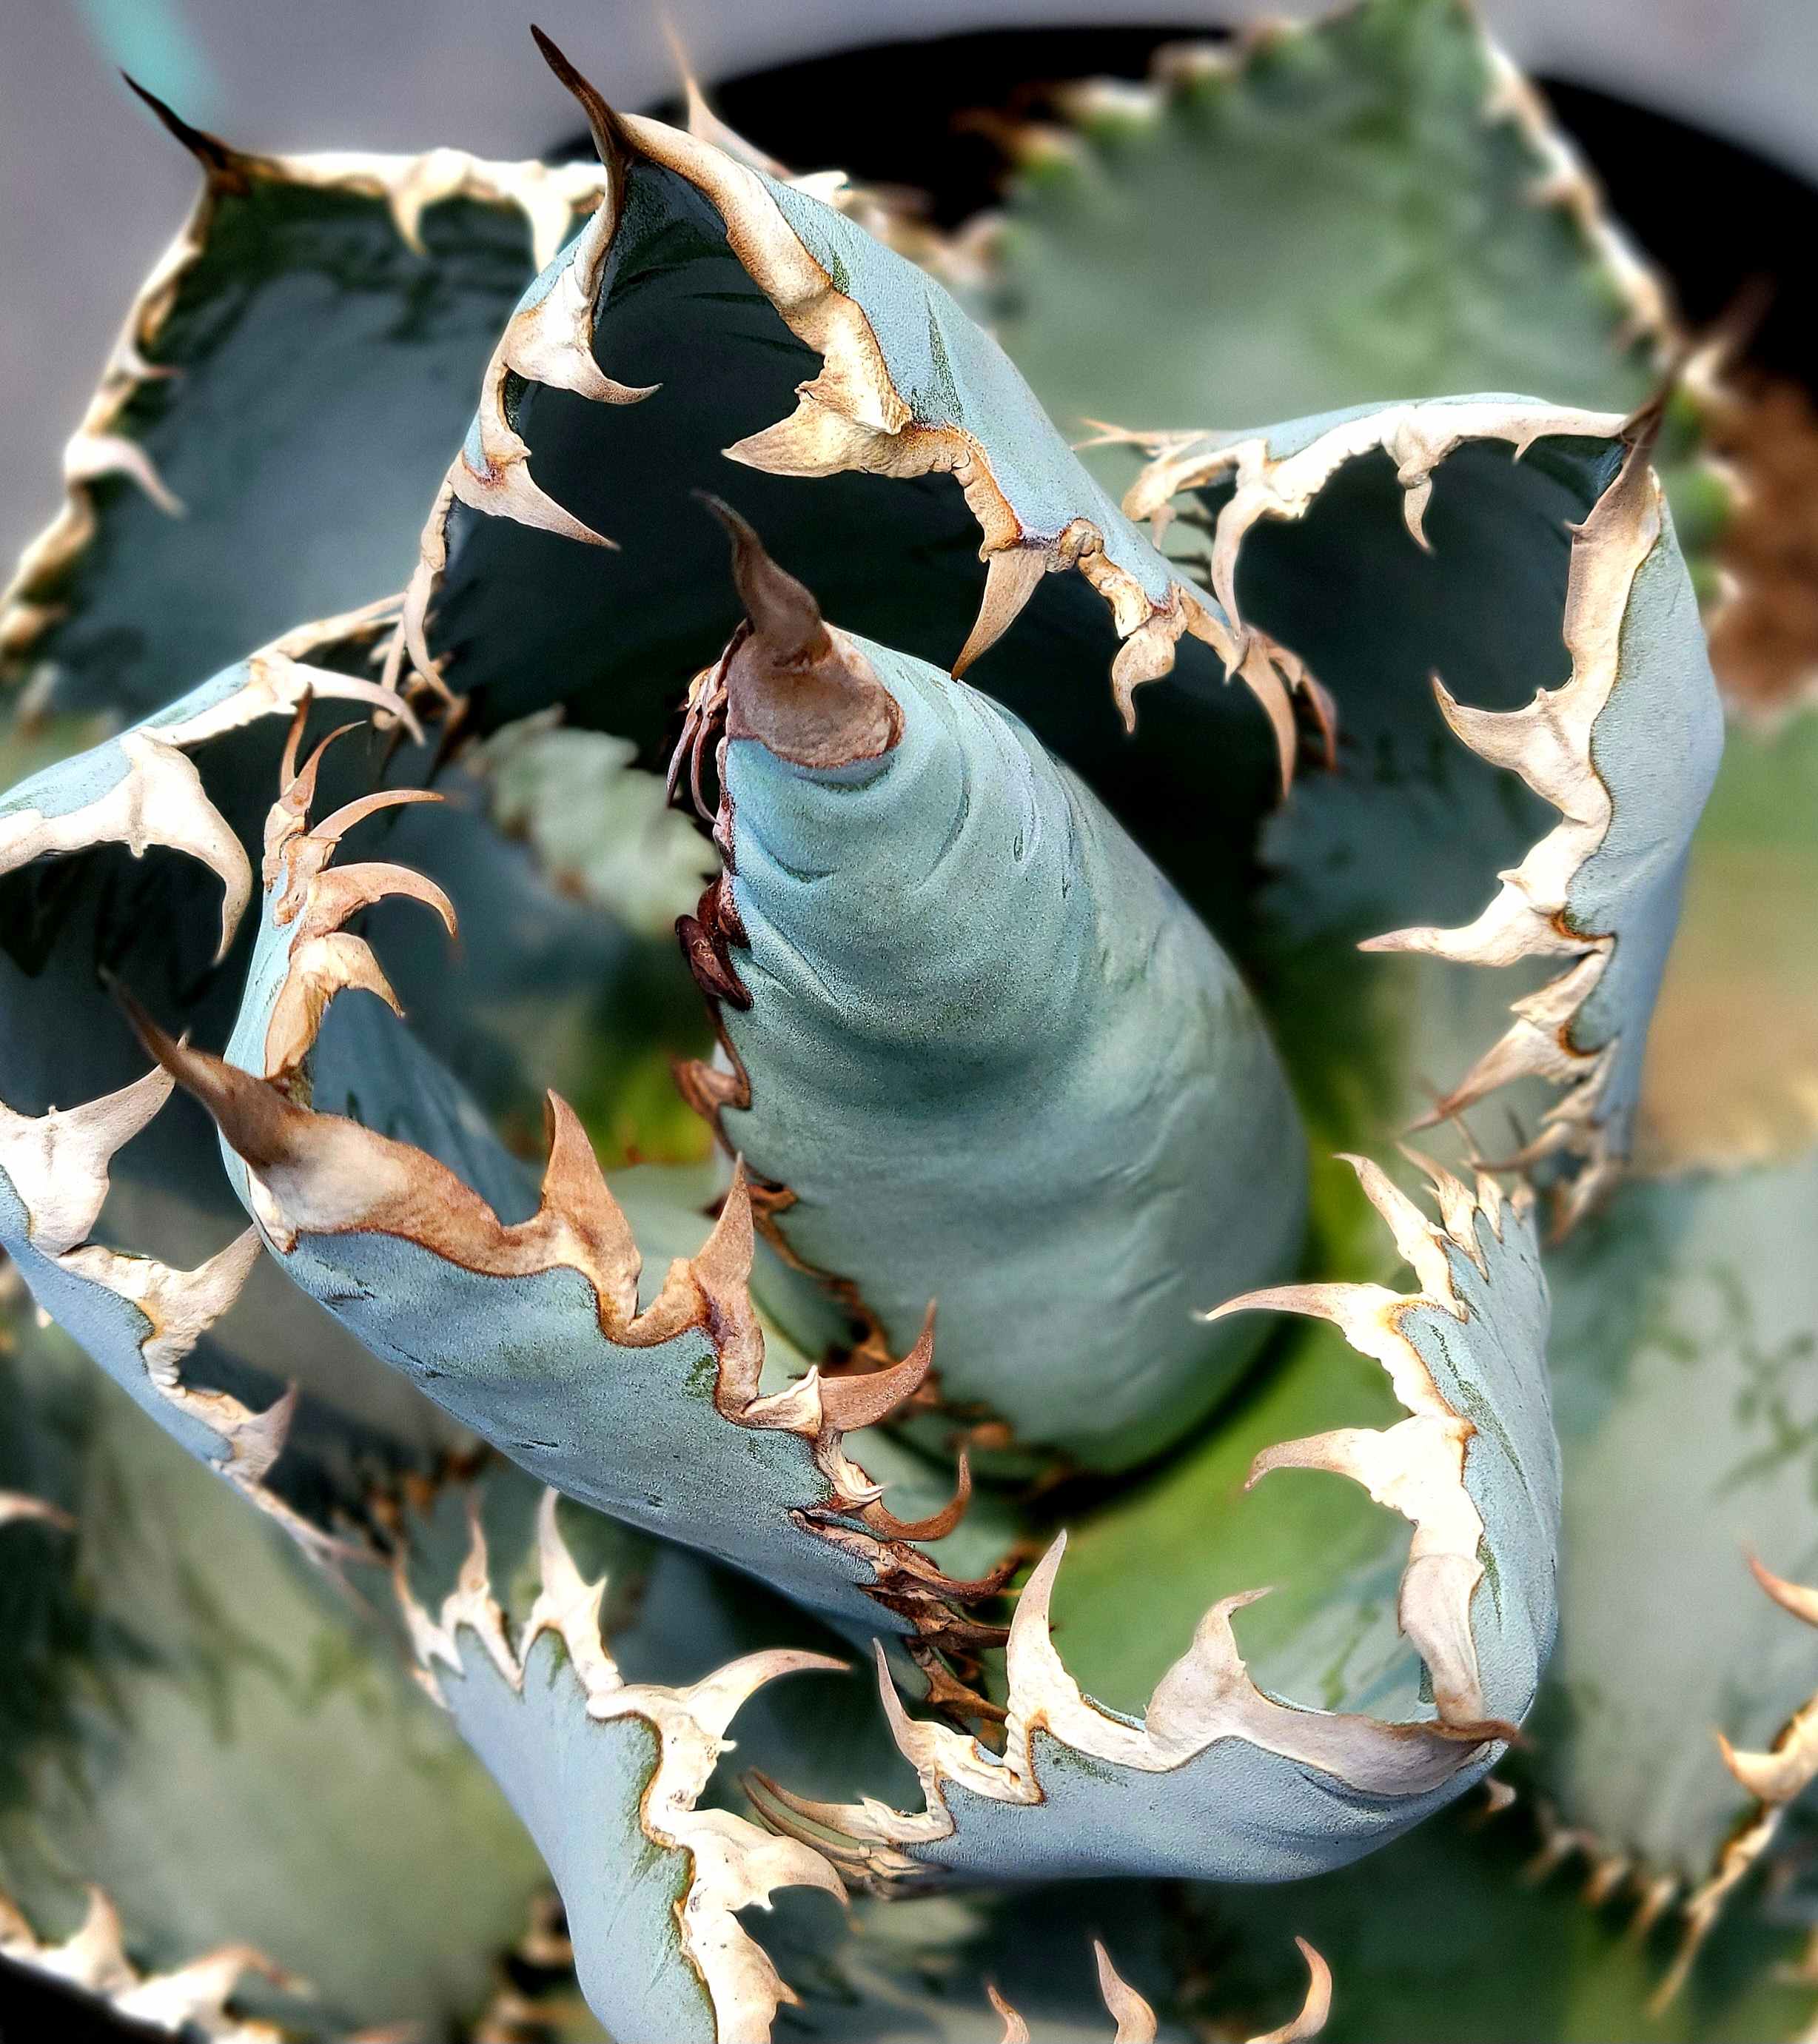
4 0 1814 576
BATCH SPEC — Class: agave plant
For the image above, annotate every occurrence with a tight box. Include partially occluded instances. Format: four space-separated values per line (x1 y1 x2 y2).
1 2 1813 2037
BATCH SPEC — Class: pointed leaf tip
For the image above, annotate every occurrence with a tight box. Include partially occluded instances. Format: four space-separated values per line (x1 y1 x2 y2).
120 71 241 183
702 495 905 770
529 25 633 177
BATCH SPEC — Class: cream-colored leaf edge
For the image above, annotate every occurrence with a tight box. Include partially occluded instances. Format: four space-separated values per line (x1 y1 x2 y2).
750 1156 1537 1891
0 1884 288 2044
1121 399 1676 1227
398 1488 846 2044
0 98 611 683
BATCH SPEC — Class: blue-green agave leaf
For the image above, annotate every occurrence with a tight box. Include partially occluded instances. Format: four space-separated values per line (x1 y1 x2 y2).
0 611 458 1556
954 0 1703 533
389 39 1295 945
672 544 1304 1472
128 731 1015 1658
387 1481 1331 2043
1515 1142 1818 2003
1 86 604 723
0 1309 550 2038
1123 397 1721 1220
751 1156 1557 1889
392 1487 853 2044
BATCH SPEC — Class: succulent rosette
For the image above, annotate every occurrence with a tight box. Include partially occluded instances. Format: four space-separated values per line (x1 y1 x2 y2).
1 5 1811 2040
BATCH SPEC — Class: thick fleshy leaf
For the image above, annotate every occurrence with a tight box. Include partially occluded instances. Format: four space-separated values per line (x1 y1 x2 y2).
1 92 605 723
674 541 1304 1472
0 1307 549 2038
1121 398 1721 1222
0 611 472 1556
391 42 1301 954
0 609 717 1535
749 1156 1557 1890
1182 1796 1815 2044
970 1 1665 423
1512 1145 1818 1992
392 1487 856 2044
133 727 1016 1666
953 0 1719 569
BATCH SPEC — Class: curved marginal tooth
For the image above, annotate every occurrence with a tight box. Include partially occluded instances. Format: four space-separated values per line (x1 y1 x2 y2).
1717 1722 1818 1809
1234 633 1299 795
1337 1153 1460 1307
951 546 1046 678
868 1447 971 1541
384 144 468 253
1207 1279 1402 1344
987 1980 1032 2043
264 931 405 1079
308 785 443 847
538 1093 643 1324
154 640 426 754
307 860 458 937
816 1306 936 1434
1400 472 1435 551
1398 1145 1489 1276
62 431 184 517
221 1377 298 1486
497 195 657 408
1431 677 1569 785
1747 1554 1818 1629
0 1491 76 1531
683 1649 850 1743
449 427 615 548
1108 607 1187 734
0 729 249 961
1093 1942 1158 2043
1255 1940 1334 2044
0 1063 172 1255
521 1487 620 1700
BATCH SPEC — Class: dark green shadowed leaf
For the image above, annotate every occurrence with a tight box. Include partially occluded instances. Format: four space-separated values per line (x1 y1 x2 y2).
2 104 604 723
1122 399 1720 1224
1184 1795 1814 2043
0 1307 549 2038
391 63 1296 951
